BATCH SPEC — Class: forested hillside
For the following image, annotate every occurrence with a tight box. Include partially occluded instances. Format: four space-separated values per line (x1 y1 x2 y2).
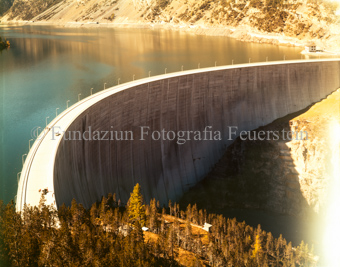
0 184 317 266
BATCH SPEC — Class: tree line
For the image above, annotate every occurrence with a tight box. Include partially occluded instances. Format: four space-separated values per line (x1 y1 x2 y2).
0 36 10 50
0 183 317 266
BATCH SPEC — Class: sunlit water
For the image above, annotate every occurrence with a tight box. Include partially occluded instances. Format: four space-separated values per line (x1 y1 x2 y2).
0 24 325 253
0 25 308 203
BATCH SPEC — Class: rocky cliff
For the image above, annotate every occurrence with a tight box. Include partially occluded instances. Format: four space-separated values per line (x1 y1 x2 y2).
180 89 340 219
1 0 340 52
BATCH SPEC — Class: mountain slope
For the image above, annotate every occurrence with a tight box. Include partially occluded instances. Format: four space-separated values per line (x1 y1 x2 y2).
1 0 339 51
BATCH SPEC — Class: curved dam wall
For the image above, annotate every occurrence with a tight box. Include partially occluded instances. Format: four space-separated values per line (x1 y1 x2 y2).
54 60 340 209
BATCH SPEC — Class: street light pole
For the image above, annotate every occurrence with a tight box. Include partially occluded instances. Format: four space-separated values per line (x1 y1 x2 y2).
22 154 27 166
46 116 49 128
56 108 59 117
78 93 81 102
66 100 70 109
35 127 41 139
29 139 33 150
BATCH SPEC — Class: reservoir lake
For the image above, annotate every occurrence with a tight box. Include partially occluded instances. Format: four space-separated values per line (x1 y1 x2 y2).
0 25 321 249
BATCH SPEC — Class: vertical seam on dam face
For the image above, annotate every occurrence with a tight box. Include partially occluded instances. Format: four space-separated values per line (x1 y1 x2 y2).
17 60 340 211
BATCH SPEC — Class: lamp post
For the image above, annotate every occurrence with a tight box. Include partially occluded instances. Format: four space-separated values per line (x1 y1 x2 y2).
22 154 27 166
29 139 33 150
198 63 200 69
56 108 59 117
165 68 167 74
181 65 183 71
35 127 41 139
78 93 81 102
148 71 151 77
46 116 49 128
215 61 217 67
66 100 70 109
232 59 234 65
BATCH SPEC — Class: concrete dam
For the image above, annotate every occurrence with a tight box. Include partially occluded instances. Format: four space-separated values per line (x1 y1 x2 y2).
17 60 340 211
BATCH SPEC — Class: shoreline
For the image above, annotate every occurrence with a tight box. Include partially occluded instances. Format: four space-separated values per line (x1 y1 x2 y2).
2 19 338 55
0 20 307 50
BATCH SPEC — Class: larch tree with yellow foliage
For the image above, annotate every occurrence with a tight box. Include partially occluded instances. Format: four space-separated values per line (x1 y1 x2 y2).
252 234 263 259
127 183 146 227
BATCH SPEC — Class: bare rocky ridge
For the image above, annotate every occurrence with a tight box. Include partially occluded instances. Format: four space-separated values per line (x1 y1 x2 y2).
180 89 340 219
288 88 340 215
2 0 340 52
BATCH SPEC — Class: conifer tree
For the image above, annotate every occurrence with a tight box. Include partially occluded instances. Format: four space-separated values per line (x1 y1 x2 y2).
127 183 146 227
0 200 12 266
0 193 319 266
252 234 263 264
148 198 158 232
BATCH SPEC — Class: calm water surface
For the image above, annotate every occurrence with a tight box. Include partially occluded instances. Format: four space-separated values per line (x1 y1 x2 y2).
0 24 320 249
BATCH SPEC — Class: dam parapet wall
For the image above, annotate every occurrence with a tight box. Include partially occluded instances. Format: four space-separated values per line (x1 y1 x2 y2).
53 60 340 208
16 60 340 211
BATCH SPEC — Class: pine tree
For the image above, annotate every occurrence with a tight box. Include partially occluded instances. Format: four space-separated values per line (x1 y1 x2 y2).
192 204 199 224
0 195 318 266
168 199 172 216
252 234 263 264
184 219 192 250
167 225 176 259
127 183 146 227
148 198 158 232
0 200 12 266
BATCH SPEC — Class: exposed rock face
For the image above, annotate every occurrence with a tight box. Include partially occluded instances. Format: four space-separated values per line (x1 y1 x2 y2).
2 0 340 52
4 0 63 21
287 89 340 215
180 89 340 219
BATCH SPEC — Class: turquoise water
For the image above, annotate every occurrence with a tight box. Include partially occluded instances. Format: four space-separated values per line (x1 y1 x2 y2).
0 25 305 203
